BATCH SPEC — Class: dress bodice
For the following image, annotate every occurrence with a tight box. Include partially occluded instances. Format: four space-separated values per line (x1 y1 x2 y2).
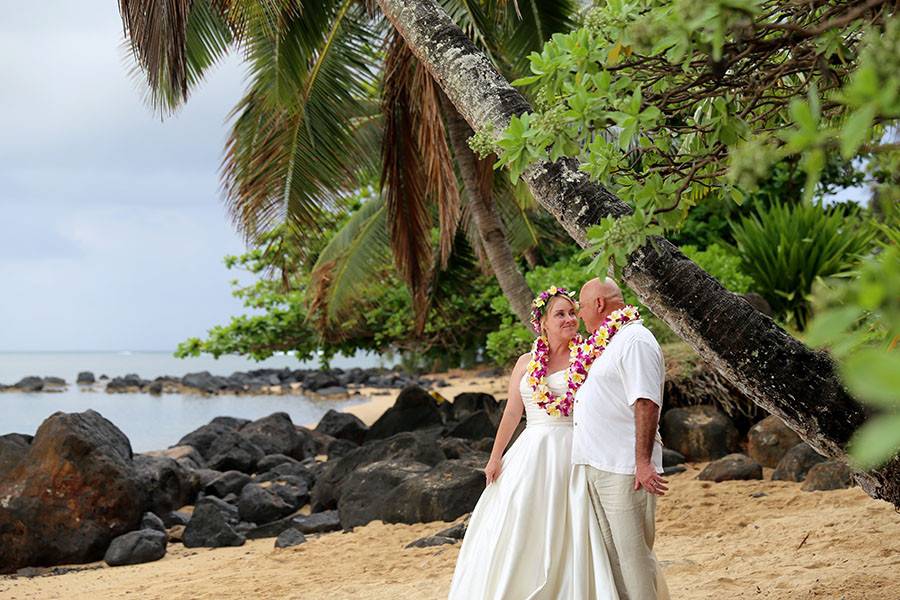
519 370 574 426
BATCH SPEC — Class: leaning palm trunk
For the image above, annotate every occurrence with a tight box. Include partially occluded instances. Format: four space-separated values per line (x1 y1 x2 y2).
442 98 534 327
376 0 900 506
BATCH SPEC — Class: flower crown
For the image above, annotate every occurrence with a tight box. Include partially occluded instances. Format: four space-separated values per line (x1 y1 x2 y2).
530 286 578 334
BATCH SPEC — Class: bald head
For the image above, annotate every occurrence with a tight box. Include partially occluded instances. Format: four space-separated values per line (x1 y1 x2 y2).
578 277 625 331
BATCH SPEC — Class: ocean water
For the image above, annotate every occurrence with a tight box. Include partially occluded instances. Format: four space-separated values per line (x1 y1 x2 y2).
0 351 389 452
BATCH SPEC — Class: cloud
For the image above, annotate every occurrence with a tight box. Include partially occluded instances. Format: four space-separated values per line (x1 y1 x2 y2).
0 2 258 351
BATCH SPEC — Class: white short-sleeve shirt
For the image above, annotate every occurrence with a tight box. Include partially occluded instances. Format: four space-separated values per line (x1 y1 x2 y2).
572 320 664 474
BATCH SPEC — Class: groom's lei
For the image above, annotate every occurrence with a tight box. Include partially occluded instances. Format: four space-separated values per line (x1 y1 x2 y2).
527 304 641 417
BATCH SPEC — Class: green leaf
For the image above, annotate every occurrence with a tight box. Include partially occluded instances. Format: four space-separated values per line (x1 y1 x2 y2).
805 306 864 348
840 104 877 158
841 349 900 408
512 74 542 86
848 413 900 469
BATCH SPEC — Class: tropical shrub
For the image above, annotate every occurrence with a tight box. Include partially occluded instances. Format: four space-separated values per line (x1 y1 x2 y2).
730 202 875 330
680 244 753 294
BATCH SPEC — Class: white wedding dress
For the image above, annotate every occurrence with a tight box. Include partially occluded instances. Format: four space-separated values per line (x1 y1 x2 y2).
448 371 618 600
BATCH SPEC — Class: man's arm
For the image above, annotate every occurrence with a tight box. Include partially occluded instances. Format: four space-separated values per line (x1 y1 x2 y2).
634 398 668 495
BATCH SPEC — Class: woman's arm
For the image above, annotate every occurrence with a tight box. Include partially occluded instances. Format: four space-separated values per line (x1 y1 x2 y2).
484 353 529 485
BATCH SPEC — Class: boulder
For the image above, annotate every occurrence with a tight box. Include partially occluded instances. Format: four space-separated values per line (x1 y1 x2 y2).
311 431 445 511
204 470 252 498
0 433 31 478
448 411 496 440
211 416 252 430
801 460 852 492
256 454 299 473
266 476 310 510
141 512 167 533
196 495 240 524
0 410 144 574
206 430 265 474
133 454 198 514
76 371 96 385
43 376 66 387
181 371 230 394
326 438 359 459
238 483 294 525
241 413 306 459
275 528 306 549
438 437 474 460
315 386 349 397
364 386 443 441
13 376 43 392
381 460 485 525
292 510 341 534
167 525 186 544
257 462 316 490
747 415 802 468
315 410 368 445
106 375 149 392
338 460 432 529
161 511 191 528
772 443 828 482
177 420 240 460
144 445 205 470
453 393 500 421
193 468 224 489
661 406 741 461
183 502 245 548
303 371 340 392
434 521 468 540
104 529 168 567
662 448 686 468
405 535 457 549
245 509 341 540
147 381 163 395
697 453 764 482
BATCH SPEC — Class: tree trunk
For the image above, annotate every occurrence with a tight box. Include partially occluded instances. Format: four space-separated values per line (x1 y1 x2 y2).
376 0 900 506
442 98 534 327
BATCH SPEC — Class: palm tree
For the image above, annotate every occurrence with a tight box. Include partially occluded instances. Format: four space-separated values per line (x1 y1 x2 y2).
117 0 575 327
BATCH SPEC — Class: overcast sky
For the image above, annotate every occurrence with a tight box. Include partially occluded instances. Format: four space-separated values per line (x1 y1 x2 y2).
0 2 256 351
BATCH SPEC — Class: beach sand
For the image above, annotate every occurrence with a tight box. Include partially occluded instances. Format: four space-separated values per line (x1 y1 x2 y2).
3 372 898 599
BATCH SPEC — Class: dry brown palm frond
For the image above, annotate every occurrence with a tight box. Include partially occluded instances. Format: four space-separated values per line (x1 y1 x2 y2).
412 63 461 269
119 0 193 99
382 32 432 324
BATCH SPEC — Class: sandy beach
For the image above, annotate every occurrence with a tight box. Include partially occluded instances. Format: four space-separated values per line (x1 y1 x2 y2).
2 462 897 600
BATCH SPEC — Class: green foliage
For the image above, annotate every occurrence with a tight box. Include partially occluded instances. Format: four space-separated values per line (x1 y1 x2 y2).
806 238 900 469
730 202 875 330
484 0 898 275
680 244 753 294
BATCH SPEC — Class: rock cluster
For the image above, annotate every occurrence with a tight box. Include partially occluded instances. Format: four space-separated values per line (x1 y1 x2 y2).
0 367 445 397
0 382 858 576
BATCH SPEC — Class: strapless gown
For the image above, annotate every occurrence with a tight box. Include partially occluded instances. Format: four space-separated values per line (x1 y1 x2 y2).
447 371 618 599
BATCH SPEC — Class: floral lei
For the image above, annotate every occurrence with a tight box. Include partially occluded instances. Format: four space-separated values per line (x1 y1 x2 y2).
527 301 641 417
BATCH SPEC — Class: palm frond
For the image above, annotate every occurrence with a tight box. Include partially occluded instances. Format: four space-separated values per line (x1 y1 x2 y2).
309 196 391 323
120 0 235 113
495 0 576 72
413 66 462 268
381 33 433 317
222 0 380 243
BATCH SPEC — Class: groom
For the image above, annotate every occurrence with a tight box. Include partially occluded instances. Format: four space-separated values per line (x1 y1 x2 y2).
574 277 669 600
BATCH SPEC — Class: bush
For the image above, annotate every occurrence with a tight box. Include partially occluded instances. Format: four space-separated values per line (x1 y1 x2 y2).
680 244 753 294
731 201 875 330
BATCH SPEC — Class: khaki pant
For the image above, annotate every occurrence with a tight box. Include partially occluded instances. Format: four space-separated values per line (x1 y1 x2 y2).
582 465 670 600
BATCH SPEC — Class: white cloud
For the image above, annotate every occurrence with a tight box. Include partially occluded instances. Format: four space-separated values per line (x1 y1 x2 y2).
0 2 257 351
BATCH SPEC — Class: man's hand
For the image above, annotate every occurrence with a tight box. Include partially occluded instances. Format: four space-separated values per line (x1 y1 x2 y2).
634 461 668 496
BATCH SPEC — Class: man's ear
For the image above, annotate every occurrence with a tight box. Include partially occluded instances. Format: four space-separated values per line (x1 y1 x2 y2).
596 296 606 314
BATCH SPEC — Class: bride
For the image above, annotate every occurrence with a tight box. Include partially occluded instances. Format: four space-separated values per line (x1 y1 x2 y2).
448 287 617 600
